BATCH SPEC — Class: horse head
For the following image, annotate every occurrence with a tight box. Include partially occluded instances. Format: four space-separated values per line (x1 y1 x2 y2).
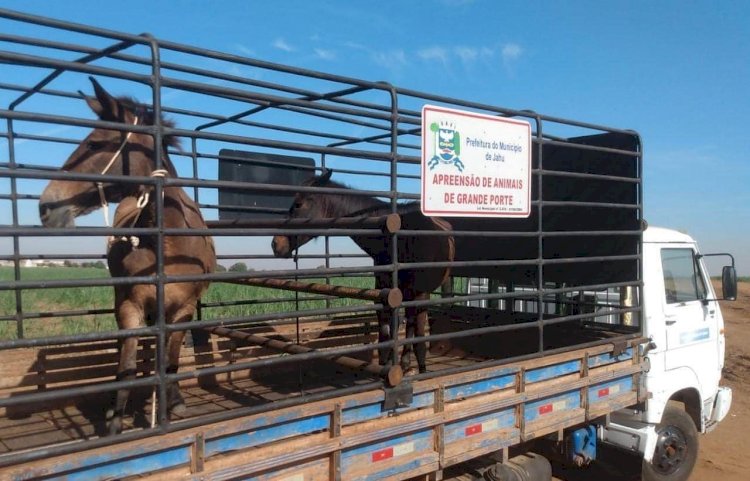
39 77 176 228
271 169 333 258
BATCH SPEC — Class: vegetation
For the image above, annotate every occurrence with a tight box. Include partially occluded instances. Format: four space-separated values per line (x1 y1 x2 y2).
228 262 248 272
0 267 378 341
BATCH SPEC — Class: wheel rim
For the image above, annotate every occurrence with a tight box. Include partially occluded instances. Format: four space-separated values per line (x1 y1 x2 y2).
652 425 689 475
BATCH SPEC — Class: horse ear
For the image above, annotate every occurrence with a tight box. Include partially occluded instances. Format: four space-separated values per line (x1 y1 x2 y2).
318 168 333 184
86 77 124 121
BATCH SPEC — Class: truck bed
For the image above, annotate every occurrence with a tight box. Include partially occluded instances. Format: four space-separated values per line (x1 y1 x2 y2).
0 313 645 480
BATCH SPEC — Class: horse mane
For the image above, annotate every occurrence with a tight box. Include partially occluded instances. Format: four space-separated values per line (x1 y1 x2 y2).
115 95 180 176
303 174 421 217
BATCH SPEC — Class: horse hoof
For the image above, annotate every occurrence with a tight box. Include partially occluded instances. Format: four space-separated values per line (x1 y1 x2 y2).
403 367 418 376
430 340 452 356
107 416 122 436
170 402 186 416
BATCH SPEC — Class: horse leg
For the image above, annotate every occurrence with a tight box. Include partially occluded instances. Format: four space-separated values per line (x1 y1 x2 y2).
164 303 198 415
414 305 428 374
165 329 187 415
107 298 142 435
374 273 394 366
401 305 416 374
376 308 392 366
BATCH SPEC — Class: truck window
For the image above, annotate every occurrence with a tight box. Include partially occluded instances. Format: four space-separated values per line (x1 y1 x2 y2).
661 248 707 304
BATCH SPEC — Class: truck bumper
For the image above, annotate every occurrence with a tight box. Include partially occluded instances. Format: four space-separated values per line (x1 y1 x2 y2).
707 386 732 429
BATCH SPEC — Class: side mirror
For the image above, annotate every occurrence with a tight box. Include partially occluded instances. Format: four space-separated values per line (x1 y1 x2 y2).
722 266 737 301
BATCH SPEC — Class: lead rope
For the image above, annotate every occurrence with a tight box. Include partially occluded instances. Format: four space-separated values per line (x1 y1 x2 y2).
98 116 139 229
148 168 169 428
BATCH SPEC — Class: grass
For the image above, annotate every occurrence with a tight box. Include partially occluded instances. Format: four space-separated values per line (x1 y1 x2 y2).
0 267 378 340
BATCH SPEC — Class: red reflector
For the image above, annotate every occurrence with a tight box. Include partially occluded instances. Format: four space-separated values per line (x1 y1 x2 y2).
372 447 394 462
465 424 483 436
598 387 610 398
539 404 553 415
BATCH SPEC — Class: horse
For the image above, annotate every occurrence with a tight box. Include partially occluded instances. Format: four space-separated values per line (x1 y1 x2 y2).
271 170 454 375
38 78 216 435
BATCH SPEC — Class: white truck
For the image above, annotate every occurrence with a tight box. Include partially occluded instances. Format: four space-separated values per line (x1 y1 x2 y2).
0 7 738 481
598 225 736 481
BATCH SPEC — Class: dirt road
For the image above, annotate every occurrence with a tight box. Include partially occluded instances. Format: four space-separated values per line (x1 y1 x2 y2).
689 281 750 480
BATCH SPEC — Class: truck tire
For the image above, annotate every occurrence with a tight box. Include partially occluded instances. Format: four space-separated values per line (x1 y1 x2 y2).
642 403 699 481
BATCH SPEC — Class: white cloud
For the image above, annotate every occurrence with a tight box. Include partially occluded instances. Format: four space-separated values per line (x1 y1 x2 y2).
272 38 295 52
314 48 336 61
454 47 479 63
344 41 368 51
372 49 407 68
502 43 523 63
235 44 256 57
418 46 449 65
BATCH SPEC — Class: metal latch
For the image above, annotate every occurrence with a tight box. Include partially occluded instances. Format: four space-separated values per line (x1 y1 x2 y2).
383 383 413 410
611 340 627 357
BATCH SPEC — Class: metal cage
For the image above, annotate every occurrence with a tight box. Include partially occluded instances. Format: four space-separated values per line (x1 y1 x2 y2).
0 7 643 473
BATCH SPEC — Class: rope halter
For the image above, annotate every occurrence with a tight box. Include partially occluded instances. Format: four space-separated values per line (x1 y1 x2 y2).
97 115 171 249
98 115 139 228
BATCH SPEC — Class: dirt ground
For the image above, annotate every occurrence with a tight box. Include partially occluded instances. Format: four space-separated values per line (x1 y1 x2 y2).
551 281 750 481
689 281 750 480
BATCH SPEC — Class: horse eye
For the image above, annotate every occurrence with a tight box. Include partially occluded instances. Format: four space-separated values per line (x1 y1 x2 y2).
87 141 106 151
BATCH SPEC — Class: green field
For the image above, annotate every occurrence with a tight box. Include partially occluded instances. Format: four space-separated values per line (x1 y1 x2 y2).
0 267 376 340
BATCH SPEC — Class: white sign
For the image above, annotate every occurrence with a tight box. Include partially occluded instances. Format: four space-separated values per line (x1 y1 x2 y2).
421 105 531 218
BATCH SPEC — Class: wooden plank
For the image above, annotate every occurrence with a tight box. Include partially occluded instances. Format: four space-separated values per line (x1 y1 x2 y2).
0 339 646 480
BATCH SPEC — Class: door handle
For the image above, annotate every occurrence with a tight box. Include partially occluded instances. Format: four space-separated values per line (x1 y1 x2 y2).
665 316 677 326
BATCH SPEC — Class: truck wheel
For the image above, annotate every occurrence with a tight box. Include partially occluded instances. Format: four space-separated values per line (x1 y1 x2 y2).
642 403 699 481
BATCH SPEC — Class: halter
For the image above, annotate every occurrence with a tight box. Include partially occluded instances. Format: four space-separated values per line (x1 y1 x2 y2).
97 115 169 249
97 115 139 227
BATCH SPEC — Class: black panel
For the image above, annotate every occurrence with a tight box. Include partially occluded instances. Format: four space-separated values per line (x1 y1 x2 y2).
448 131 641 286
218 150 315 219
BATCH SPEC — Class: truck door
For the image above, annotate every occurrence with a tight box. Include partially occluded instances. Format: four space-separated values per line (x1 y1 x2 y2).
660 247 720 396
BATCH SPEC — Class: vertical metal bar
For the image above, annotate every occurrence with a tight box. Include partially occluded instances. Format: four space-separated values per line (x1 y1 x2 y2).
534 116 544 354
143 34 169 431
5 117 23 339
637 135 644 335
383 83 401 368
191 136 204 330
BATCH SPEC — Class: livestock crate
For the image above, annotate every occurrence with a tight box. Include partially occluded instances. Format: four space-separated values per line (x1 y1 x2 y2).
0 7 643 478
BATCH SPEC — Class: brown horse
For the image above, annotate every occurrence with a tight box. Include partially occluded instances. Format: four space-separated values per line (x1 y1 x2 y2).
271 171 454 374
38 78 215 434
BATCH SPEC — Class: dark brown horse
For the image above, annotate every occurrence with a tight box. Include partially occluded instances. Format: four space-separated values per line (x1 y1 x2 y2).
271 171 454 374
38 78 215 434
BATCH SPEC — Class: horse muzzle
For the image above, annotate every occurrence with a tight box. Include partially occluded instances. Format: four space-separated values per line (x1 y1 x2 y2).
271 236 292 258
39 201 76 228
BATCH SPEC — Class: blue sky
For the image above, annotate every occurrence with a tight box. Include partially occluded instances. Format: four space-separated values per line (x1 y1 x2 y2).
1 0 748 275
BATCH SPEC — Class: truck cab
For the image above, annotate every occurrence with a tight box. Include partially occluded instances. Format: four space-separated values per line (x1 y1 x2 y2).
603 226 735 481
